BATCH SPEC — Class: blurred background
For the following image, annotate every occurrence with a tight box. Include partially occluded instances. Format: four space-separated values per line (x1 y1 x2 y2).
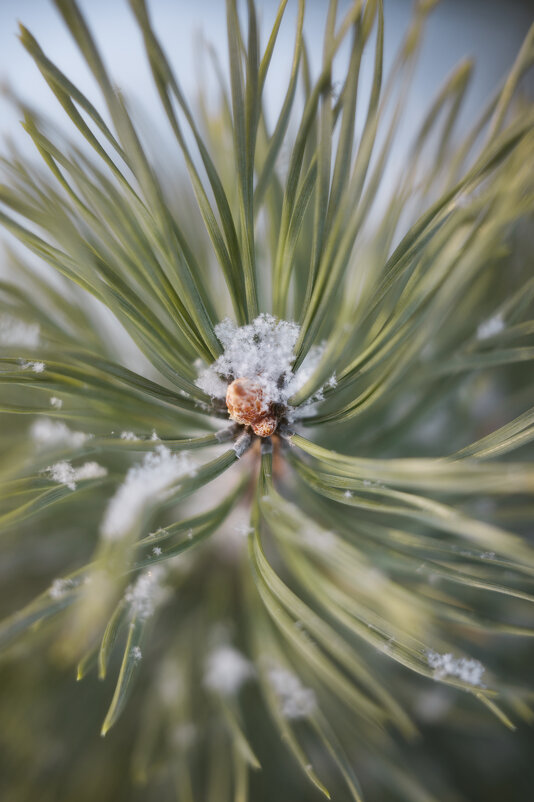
0 2 533 801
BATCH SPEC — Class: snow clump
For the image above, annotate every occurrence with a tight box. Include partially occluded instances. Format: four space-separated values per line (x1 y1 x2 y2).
30 418 90 450
195 314 331 422
427 650 485 686
100 446 193 541
45 460 107 490
266 662 317 719
124 567 167 621
203 645 254 696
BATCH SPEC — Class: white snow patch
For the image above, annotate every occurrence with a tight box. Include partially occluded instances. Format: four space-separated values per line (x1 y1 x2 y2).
120 431 139 441
125 567 166 620
50 396 63 409
100 446 193 541
0 315 40 348
196 314 299 403
266 663 317 719
21 360 45 373
45 460 107 490
49 577 78 599
30 418 90 450
131 645 142 661
477 313 504 341
195 315 329 419
427 650 485 686
203 645 254 695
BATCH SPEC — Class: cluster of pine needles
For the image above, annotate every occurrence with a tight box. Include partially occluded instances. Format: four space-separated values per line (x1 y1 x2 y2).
0 1 533 800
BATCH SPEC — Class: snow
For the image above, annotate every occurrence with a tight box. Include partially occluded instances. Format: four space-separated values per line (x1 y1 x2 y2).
120 431 139 441
266 663 317 719
49 577 78 599
21 360 45 373
477 313 504 340
427 650 485 686
50 396 63 409
131 646 143 661
45 460 107 490
100 446 193 541
203 645 254 695
125 567 166 620
195 315 330 421
0 314 40 347
30 418 90 449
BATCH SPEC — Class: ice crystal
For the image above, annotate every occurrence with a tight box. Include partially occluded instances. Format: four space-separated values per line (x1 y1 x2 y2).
49 396 63 409
20 359 45 373
266 663 317 719
125 567 166 621
45 460 107 490
427 650 485 686
120 431 139 441
477 313 504 340
49 577 78 599
100 446 193 540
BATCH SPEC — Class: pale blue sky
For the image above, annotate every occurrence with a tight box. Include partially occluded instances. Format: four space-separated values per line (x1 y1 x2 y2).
0 0 531 154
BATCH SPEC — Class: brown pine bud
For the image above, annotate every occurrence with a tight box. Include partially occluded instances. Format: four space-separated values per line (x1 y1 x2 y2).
225 377 277 437
251 415 277 437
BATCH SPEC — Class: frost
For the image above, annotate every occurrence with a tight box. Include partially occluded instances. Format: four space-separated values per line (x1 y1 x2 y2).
120 431 139 441
0 314 40 348
233 431 252 457
21 360 45 373
49 577 78 599
266 663 316 719
30 418 90 450
100 446 193 541
45 460 107 490
285 342 325 399
125 567 166 620
50 396 63 409
203 645 254 695
477 313 504 341
343 490 353 498
152 546 162 556
131 646 142 661
235 522 253 538
427 650 485 686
